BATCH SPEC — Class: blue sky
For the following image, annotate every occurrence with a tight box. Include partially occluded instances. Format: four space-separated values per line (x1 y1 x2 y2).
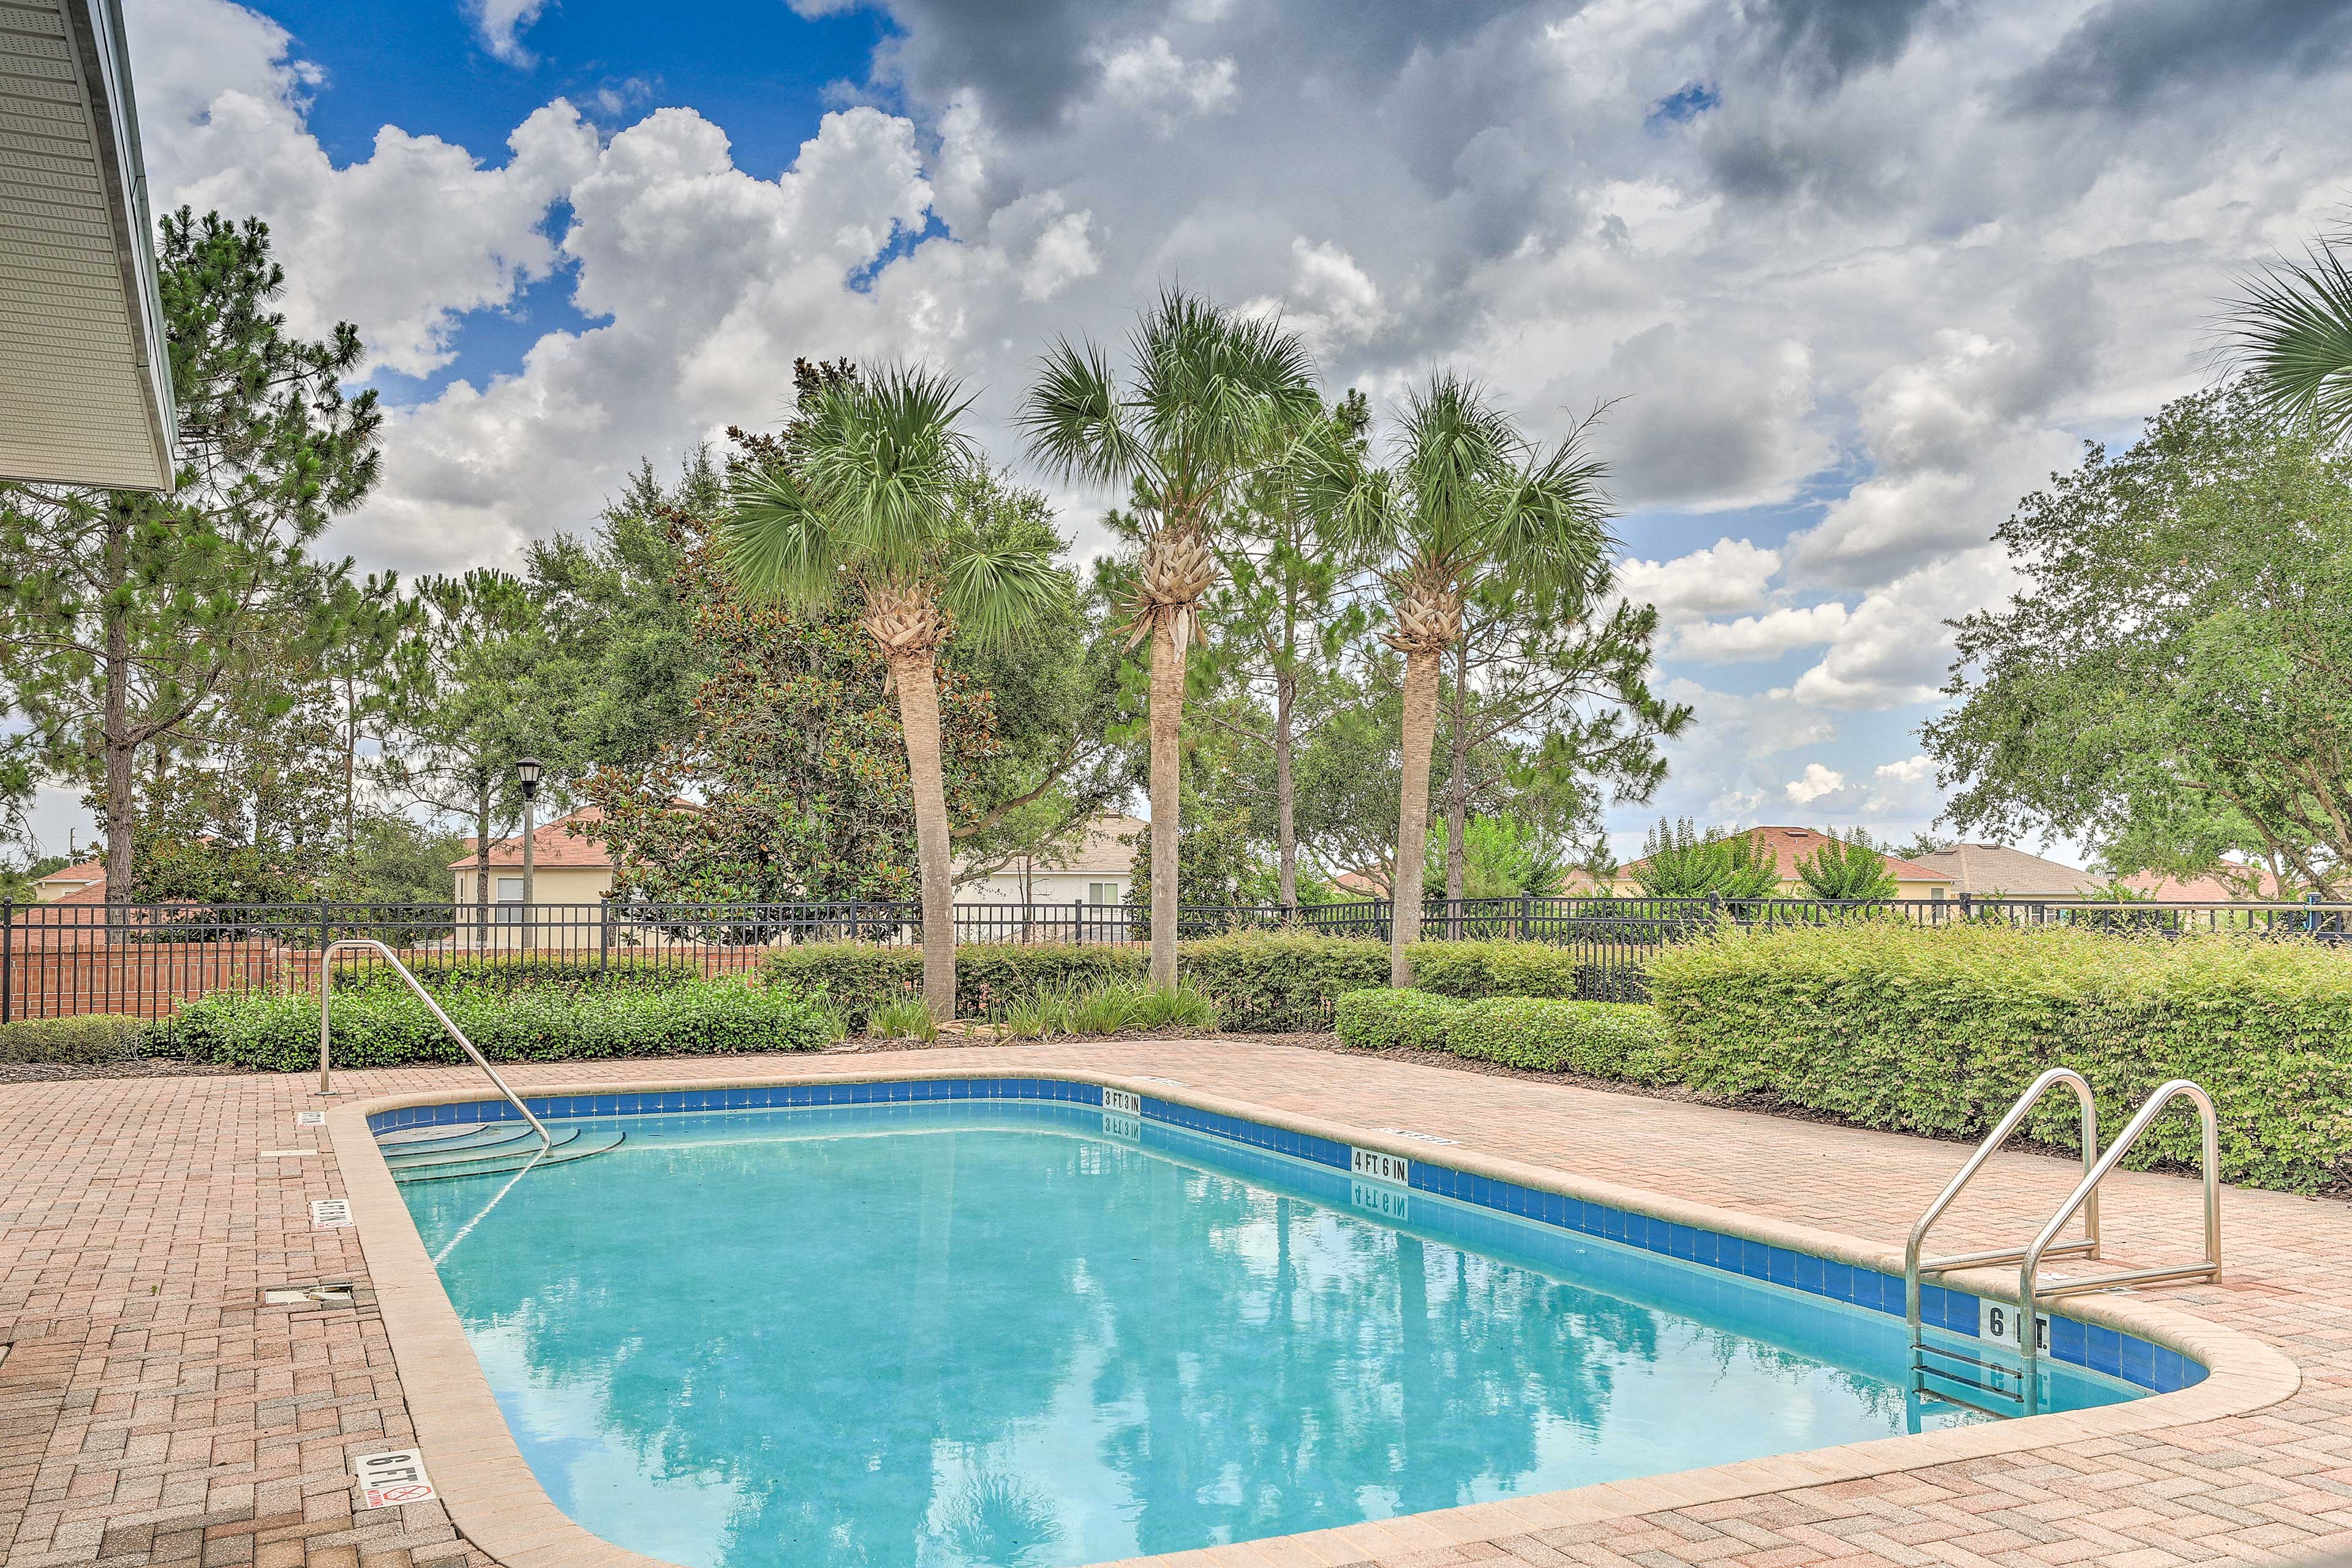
58 0 2352 868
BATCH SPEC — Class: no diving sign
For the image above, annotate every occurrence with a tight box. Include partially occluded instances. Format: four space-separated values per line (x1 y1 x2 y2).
355 1449 435 1509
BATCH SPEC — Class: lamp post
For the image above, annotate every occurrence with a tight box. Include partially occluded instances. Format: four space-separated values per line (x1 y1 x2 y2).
516 757 541 952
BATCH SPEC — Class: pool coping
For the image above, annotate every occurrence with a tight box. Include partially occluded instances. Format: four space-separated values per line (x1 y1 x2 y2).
324 1064 2302 1568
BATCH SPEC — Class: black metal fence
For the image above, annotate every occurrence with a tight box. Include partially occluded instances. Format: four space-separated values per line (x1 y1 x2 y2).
2 891 2344 1021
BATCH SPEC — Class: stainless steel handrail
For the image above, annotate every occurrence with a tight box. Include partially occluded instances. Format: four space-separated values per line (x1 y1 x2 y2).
313 938 552 1159
2018 1078 2219 1410
1905 1066 2103 1344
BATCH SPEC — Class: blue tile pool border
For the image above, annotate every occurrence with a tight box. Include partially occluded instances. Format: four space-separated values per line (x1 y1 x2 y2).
367 1075 2200 1396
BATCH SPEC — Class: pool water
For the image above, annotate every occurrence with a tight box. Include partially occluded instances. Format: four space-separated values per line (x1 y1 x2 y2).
398 1100 2138 1568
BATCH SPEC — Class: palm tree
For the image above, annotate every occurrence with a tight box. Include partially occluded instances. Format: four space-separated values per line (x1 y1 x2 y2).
1338 374 1614 986
1020 290 1322 988
2222 226 2352 443
723 365 1066 1020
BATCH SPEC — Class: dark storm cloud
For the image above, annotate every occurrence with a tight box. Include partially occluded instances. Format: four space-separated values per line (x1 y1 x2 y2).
2009 0 2352 114
835 0 1509 130
1745 0 1945 91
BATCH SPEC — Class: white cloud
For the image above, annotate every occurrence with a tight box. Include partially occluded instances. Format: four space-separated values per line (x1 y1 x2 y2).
1615 537 1780 619
1097 36 1238 121
135 0 597 377
1784 762 1847 806
1790 548 2018 710
470 0 552 66
1241 238 1391 352
1670 601 1847 663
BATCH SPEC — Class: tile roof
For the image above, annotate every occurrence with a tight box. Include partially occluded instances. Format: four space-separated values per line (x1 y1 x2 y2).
33 858 107 903
2117 865 2286 902
1909 842 2090 896
450 805 618 870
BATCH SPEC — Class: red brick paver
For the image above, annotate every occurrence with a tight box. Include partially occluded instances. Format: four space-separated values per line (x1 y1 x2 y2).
5 1044 2350 1568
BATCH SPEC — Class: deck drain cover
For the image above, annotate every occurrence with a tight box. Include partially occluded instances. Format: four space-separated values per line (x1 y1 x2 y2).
262 1283 355 1307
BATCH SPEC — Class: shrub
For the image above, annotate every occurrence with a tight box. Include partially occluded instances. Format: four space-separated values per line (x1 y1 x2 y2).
1132 979 1219 1031
759 933 1386 1031
0 1014 153 1063
1650 921 2352 1192
330 953 719 995
165 976 837 1071
1334 989 1464 1051
1446 997 1673 1081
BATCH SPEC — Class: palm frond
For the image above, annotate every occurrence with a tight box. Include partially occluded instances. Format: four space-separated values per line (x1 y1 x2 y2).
940 536 1071 647
718 464 839 609
1488 417 1616 619
1019 336 1145 486
2222 233 2352 445
799 363 980 581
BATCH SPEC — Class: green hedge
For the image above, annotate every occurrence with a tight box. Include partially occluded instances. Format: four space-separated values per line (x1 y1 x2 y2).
164 976 837 1072
1447 997 1673 1080
1335 988 1669 1080
761 933 1392 1031
1408 940 1647 1003
1650 922 2352 1192
0 1014 151 1063
1332 988 1461 1050
330 954 717 995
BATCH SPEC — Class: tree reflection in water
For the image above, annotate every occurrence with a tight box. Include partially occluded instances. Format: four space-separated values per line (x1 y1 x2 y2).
405 1107 1961 1568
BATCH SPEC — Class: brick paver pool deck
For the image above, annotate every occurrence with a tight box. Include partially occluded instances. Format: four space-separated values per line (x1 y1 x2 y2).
4 1042 2348 1568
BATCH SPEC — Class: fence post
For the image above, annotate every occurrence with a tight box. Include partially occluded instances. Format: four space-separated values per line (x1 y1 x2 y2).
317 896 331 993
1 898 12 1025
1959 891 1973 922
599 899 611 971
1519 891 1532 942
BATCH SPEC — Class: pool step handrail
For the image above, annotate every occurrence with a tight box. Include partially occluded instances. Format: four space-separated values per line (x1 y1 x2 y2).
2015 1079 2220 1411
1904 1066 2104 1343
314 938 554 1163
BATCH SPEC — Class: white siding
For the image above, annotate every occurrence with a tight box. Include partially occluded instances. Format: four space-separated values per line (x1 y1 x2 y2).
0 0 175 490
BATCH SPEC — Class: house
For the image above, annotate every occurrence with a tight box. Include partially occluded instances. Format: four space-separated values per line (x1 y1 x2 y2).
1605 826 1956 899
2116 866 2288 902
1 0 177 492
447 805 1147 912
450 806 620 914
31 858 107 903
954 814 1144 907
1907 843 2090 899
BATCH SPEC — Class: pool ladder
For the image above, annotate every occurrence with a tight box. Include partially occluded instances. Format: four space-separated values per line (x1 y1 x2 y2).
1904 1068 2220 1419
314 939 607 1183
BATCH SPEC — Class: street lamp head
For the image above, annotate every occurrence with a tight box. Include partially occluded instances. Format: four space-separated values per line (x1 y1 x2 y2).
515 756 543 800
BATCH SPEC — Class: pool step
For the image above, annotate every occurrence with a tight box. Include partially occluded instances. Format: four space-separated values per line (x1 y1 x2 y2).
379 1124 546 1162
1910 1329 2027 1417
389 1129 627 1184
383 1124 589 1169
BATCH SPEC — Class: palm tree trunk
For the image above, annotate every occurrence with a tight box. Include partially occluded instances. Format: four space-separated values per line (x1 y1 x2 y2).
892 649 958 1020
1444 641 1469 927
1147 616 1185 990
1390 644 1444 986
1273 668 1297 913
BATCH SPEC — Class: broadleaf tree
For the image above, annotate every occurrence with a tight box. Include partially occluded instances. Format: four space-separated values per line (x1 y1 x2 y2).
1921 383 2352 897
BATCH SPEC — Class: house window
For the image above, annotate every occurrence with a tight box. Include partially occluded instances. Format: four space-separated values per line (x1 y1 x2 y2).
495 876 525 923
1089 883 1117 905
1931 888 1945 900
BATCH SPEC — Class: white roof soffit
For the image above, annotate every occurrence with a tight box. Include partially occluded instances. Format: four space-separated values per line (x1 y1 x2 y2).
0 0 176 492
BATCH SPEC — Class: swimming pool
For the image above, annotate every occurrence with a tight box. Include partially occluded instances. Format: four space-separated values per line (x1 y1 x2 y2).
383 1079 2174 1568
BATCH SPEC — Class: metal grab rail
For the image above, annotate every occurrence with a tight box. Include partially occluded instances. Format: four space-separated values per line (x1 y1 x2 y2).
1905 1066 2103 1343
314 938 552 1160
2018 1079 2220 1408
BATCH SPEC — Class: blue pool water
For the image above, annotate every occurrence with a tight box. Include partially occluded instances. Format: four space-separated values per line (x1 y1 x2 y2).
396 1096 2144 1568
